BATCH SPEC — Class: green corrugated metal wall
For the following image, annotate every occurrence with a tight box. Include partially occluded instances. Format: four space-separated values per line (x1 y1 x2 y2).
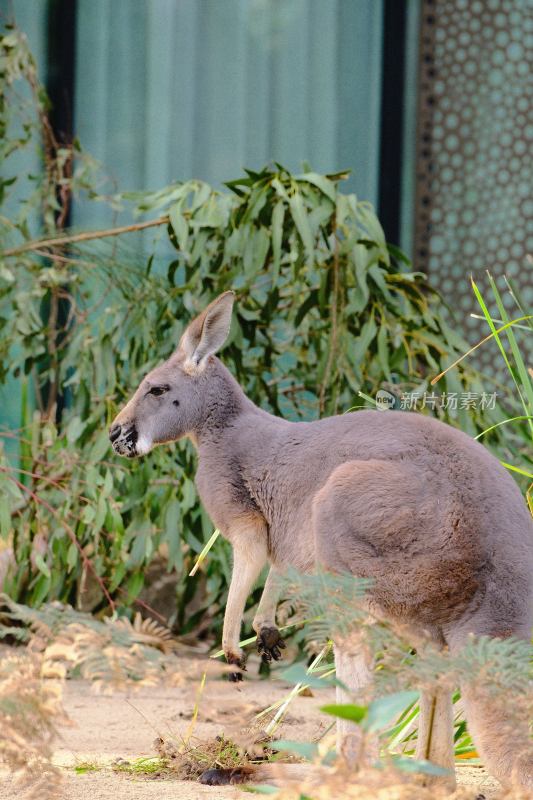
0 0 48 436
74 0 385 229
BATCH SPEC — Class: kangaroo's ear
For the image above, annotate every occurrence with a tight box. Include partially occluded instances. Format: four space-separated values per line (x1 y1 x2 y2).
176 291 235 372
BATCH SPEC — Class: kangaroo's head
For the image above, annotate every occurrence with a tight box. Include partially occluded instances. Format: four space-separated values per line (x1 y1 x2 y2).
109 291 234 458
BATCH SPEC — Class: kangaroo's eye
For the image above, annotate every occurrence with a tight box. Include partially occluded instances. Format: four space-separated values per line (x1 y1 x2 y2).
148 386 168 397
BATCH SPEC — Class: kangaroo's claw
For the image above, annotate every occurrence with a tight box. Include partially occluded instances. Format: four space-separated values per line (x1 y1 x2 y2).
226 650 246 682
257 626 286 663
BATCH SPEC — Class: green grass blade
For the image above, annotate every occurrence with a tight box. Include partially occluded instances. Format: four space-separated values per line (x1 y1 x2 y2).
504 275 533 330
471 277 517 378
431 315 532 385
258 642 333 734
500 462 533 479
470 314 531 332
188 529 221 577
474 416 533 440
471 277 532 437
485 273 533 437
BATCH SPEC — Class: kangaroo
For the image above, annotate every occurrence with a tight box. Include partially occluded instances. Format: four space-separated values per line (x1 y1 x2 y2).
110 291 533 791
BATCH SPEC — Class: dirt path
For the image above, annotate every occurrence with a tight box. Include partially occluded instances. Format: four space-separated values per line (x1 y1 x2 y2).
0 656 500 800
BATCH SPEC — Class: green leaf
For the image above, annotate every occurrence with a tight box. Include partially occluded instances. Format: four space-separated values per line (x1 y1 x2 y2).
90 431 111 462
164 498 182 571
280 663 343 689
486 273 533 433
391 756 452 777
189 181 211 213
320 703 367 723
365 691 419 732
356 202 389 263
169 204 189 252
296 172 337 203
34 553 51 580
0 263 15 283
0 497 11 540
93 495 108 533
270 740 318 761
377 323 391 380
66 542 78 572
271 178 289 201
271 201 285 281
126 571 144 603
288 193 314 259
350 312 377 370
31 574 51 606
243 227 270 276
66 416 84 444
127 523 151 567
243 186 268 223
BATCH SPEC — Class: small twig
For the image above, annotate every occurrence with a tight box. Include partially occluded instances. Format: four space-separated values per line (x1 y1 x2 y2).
2 216 169 257
125 698 161 735
33 249 77 263
115 589 169 626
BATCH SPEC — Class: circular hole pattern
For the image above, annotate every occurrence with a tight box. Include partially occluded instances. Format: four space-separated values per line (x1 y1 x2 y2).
414 0 532 377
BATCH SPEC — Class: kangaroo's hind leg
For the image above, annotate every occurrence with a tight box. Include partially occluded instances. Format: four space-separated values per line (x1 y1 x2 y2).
447 612 533 790
459 683 533 789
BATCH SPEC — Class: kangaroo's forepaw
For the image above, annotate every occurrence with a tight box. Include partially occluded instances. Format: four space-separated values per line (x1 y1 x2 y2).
257 626 286 663
225 649 246 682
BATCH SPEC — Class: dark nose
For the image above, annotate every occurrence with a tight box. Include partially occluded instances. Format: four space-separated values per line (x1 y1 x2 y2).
109 423 121 443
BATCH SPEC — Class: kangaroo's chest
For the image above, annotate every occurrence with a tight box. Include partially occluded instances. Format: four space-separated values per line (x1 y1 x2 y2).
243 465 322 571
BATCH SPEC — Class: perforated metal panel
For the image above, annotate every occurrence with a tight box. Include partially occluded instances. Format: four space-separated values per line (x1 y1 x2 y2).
414 0 533 371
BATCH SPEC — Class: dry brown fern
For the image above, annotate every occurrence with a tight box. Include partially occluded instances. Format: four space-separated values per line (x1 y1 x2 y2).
0 651 66 800
0 595 185 691
112 611 175 653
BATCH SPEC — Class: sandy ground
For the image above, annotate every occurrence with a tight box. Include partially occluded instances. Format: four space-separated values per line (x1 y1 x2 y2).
0 655 501 800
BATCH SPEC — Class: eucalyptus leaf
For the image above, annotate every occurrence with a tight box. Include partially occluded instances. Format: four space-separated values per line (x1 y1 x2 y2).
365 691 419 732
320 703 367 723
270 740 318 761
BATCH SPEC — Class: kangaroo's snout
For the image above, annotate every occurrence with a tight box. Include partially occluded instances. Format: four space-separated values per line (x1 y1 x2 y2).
109 423 121 443
109 419 140 458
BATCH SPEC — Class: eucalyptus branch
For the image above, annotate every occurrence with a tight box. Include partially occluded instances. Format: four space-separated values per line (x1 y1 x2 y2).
2 216 169 257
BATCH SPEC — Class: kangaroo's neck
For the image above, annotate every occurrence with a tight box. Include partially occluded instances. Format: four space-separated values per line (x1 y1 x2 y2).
192 359 286 533
192 357 271 448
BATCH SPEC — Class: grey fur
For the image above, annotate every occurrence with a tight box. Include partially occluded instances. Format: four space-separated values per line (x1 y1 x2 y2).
110 292 533 789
